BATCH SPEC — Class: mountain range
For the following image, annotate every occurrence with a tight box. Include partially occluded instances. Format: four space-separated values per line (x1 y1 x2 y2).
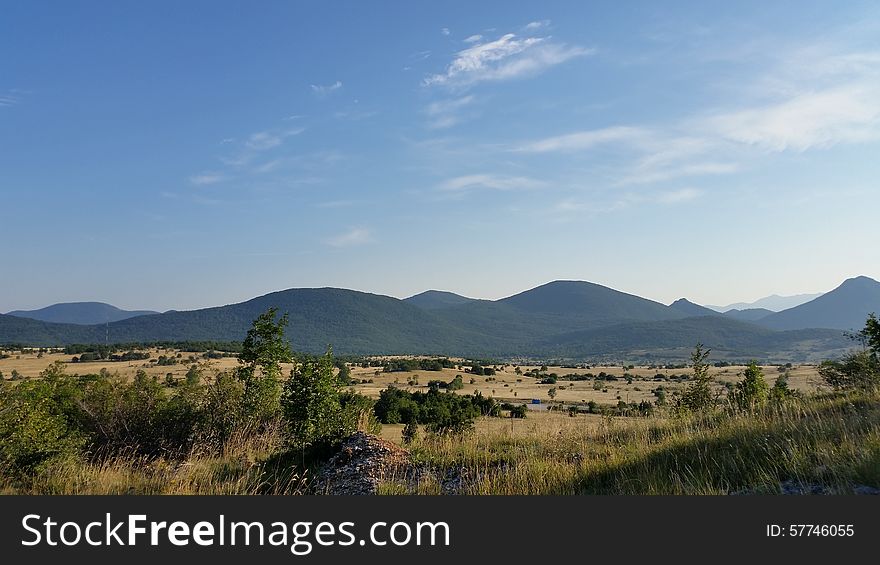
706 293 824 313
5 302 159 325
1 277 877 362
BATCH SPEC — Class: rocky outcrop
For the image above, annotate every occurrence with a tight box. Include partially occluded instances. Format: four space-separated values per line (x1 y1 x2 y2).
310 432 412 495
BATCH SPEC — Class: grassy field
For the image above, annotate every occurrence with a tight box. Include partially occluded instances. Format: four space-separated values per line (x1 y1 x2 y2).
0 348 826 408
381 392 880 495
5 347 872 496
4 391 877 495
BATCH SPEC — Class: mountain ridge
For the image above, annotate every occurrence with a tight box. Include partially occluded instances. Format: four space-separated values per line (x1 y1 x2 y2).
707 292 824 313
1 278 874 362
758 276 880 331
404 290 476 310
6 302 160 325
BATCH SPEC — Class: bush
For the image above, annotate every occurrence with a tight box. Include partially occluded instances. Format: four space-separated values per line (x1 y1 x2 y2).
282 350 359 449
0 367 85 476
447 375 464 391
819 351 878 391
374 387 497 434
729 362 769 412
402 418 419 445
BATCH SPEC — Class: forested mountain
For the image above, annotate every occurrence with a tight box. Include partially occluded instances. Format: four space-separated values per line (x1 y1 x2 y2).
1 279 868 361
6 302 158 325
404 290 476 310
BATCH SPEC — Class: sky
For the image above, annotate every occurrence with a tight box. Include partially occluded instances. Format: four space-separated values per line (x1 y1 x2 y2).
2 0 880 312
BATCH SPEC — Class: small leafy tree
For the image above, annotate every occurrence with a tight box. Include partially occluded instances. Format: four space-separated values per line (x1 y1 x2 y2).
769 373 795 403
729 362 769 411
447 374 464 391
819 314 880 391
184 364 202 387
675 343 714 413
236 308 293 424
335 363 353 386
282 349 359 450
199 371 245 449
864 313 880 360
402 417 419 445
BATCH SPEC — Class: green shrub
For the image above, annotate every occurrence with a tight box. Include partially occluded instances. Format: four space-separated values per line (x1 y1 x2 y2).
729 362 769 411
282 350 357 449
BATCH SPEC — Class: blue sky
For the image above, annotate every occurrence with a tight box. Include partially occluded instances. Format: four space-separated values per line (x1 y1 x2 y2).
2 1 880 312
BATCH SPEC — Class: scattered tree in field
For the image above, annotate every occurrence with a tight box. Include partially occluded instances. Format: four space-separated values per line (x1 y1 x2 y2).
547 387 557 400
447 374 464 391
769 373 795 403
335 363 352 386
729 362 769 411
675 343 714 413
283 349 346 448
185 364 201 386
236 308 293 424
402 417 419 445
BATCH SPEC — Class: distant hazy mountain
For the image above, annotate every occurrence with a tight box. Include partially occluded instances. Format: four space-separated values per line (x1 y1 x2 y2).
6 302 159 325
758 276 880 331
723 308 774 322
707 293 823 313
669 298 721 318
404 290 476 310
0 280 859 361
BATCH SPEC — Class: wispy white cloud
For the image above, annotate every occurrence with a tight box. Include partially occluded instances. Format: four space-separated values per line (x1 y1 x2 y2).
189 172 225 186
0 92 20 107
310 81 343 96
248 151 342 178
551 187 702 219
325 227 372 247
657 187 703 204
245 132 284 151
423 32 591 87
516 126 648 152
703 84 880 152
315 199 357 209
333 109 378 121
620 161 738 185
425 95 475 129
244 127 305 151
441 27 451 36
439 174 545 192
464 34 482 43
524 20 550 31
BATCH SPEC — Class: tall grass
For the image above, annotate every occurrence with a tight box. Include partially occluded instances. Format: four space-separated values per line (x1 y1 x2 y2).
4 392 878 495
395 392 880 494
0 420 306 495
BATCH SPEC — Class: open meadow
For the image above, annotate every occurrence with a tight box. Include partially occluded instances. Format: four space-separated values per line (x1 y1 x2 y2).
2 337 877 496
0 348 826 415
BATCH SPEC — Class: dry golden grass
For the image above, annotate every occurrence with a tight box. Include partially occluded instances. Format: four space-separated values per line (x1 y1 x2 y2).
0 422 305 495
0 349 246 383
381 392 880 495
1 349 826 407
378 410 616 443
345 362 825 406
